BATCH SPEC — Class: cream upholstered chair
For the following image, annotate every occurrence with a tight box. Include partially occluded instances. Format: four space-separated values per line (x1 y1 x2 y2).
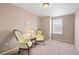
35 29 45 45
13 29 33 55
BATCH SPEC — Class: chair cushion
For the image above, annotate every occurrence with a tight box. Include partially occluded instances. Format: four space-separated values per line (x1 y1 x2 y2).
19 42 32 48
36 30 43 35
36 35 44 41
23 33 32 39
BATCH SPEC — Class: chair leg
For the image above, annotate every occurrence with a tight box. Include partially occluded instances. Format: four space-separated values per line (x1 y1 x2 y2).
26 43 30 55
18 49 20 54
28 48 30 55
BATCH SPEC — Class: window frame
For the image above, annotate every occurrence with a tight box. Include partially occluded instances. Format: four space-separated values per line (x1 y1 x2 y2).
52 17 63 34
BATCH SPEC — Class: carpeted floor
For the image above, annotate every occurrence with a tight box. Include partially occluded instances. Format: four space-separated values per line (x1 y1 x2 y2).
14 40 79 55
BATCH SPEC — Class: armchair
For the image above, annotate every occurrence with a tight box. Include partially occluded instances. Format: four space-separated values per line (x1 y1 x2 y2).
35 29 45 45
13 29 33 55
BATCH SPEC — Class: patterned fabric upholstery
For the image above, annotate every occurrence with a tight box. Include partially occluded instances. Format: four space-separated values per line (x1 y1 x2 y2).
36 29 45 41
15 30 32 48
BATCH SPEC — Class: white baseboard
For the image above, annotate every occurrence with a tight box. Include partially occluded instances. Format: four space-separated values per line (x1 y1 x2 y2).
0 47 19 55
52 39 74 43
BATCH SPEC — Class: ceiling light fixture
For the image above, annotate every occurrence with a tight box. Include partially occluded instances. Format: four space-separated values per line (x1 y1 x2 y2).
42 3 50 8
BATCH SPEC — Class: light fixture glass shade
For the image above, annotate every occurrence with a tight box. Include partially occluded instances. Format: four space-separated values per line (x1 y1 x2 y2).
42 3 50 8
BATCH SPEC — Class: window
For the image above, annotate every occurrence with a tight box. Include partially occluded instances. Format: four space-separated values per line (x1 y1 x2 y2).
53 17 63 34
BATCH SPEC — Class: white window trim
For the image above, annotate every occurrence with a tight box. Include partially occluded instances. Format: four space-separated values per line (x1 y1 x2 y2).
53 17 63 34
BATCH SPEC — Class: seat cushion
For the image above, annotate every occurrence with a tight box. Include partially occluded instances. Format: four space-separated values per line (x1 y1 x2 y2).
19 42 32 48
36 35 44 41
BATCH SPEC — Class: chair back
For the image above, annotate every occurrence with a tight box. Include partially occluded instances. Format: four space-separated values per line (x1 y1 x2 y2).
13 29 23 41
36 29 43 36
36 29 45 41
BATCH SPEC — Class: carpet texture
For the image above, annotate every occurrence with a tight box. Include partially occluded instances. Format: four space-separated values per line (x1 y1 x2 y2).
13 40 79 55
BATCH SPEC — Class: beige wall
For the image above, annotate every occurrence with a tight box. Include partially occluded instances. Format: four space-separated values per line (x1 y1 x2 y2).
0 4 42 53
75 9 79 52
63 14 74 43
52 14 74 43
41 16 50 40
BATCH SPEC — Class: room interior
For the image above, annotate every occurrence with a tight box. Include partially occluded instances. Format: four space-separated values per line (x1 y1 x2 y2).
0 3 79 55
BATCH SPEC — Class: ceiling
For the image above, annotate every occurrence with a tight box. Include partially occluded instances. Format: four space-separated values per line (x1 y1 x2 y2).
12 3 79 17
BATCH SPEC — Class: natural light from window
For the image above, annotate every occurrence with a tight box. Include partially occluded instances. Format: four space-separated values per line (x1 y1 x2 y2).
53 17 63 34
